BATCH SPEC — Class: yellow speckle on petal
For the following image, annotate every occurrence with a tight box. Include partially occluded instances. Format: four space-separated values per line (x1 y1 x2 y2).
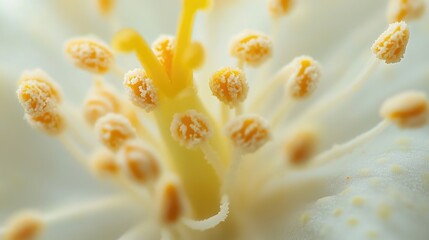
377 203 392 220
390 164 405 174
351 196 365 206
358 168 371 177
366 230 379 239
300 212 311 225
347 217 359 227
333 208 343 217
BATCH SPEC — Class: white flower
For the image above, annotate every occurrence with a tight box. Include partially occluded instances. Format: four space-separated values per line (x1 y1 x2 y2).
1 0 429 239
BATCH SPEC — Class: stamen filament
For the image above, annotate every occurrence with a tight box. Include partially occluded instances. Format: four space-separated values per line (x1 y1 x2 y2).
293 58 379 124
182 195 229 231
44 195 132 223
200 142 225 178
310 120 389 167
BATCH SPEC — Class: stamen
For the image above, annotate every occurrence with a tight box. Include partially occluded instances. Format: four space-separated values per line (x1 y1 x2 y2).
170 110 212 149
270 56 321 126
209 67 249 108
268 0 294 18
112 29 174 97
380 90 428 128
371 21 409 64
2 211 43 240
310 121 389 167
226 115 270 153
94 113 136 151
89 148 119 177
97 0 115 16
83 82 120 126
65 38 114 74
182 195 229 231
26 110 66 135
284 126 318 165
17 70 62 117
387 0 425 23
285 56 321 99
117 140 161 185
157 179 184 225
152 36 175 78
230 31 273 67
123 68 158 112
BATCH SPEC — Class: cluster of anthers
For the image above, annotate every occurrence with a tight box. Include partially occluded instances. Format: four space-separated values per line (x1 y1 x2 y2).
3 0 428 239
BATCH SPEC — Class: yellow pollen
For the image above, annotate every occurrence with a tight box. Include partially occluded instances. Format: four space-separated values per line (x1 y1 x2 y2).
157 180 184 225
209 67 249 107
170 110 212 149
97 0 115 16
118 140 160 184
83 85 120 126
152 35 175 78
230 31 273 67
95 113 136 151
226 115 270 153
371 21 409 64
112 29 175 97
65 38 114 74
26 110 65 135
387 0 426 23
284 127 317 165
90 148 119 177
17 70 62 117
286 56 321 99
268 0 294 17
123 68 158 112
380 90 428 128
3 211 44 240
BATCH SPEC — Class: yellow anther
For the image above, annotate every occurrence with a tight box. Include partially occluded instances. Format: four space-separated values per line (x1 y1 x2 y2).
17 70 62 117
209 67 248 107
112 29 174 97
123 68 158 112
184 41 205 70
268 0 294 18
152 36 175 78
230 31 273 67
3 211 44 240
118 140 160 184
83 81 120 126
170 110 212 149
380 91 428 128
26 110 66 135
65 38 114 74
97 0 115 16
226 115 270 153
284 127 317 164
95 113 136 151
285 56 321 99
90 148 119 177
157 179 184 224
387 0 425 23
371 21 409 64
